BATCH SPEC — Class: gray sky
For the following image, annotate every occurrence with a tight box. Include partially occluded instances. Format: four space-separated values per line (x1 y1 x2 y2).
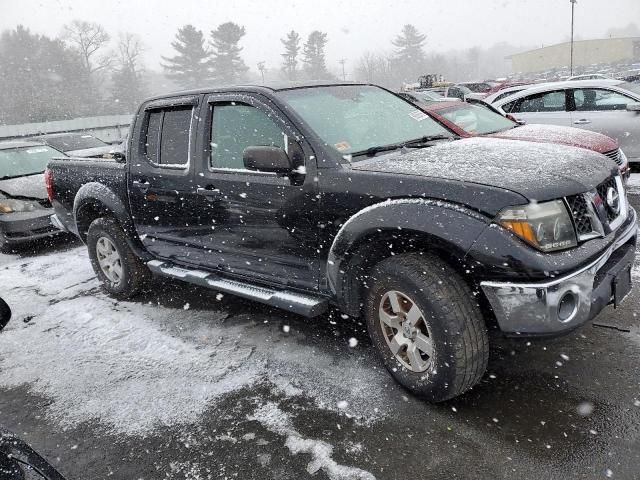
1 0 639 73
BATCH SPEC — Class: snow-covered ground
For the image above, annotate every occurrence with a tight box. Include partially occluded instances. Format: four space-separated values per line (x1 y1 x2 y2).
0 245 398 478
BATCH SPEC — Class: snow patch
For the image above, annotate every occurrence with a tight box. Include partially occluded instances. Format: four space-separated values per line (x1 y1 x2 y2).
0 247 393 436
249 403 376 480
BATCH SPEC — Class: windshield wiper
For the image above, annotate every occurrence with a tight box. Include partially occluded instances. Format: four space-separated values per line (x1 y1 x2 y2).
352 135 455 157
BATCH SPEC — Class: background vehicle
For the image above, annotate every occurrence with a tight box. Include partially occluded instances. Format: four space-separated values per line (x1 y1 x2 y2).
397 90 456 103
34 132 114 158
0 141 62 251
416 100 630 180
483 83 536 104
494 79 640 168
47 82 636 403
568 74 612 81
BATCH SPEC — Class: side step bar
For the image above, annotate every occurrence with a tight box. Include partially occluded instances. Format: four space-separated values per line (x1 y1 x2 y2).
147 260 328 318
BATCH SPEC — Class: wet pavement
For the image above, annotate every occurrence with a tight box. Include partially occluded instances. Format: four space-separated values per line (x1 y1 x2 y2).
0 187 638 480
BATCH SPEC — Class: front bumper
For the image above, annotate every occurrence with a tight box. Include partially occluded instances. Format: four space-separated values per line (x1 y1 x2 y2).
0 210 61 245
481 207 637 336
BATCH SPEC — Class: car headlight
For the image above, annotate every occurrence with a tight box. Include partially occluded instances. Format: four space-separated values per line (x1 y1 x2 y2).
0 199 45 214
496 199 577 252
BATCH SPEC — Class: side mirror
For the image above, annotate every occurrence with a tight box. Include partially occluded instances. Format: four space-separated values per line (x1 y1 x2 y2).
112 150 126 163
0 296 11 331
506 114 526 125
626 102 640 112
243 146 291 173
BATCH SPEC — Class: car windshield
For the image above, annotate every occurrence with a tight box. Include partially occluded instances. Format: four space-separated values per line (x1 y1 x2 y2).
43 134 107 152
278 85 452 156
413 90 443 101
0 145 59 178
438 103 516 134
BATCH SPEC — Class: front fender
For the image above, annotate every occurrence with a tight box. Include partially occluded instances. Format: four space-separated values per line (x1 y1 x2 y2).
326 198 491 298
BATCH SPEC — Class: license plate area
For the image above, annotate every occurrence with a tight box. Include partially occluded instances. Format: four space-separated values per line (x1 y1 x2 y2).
613 266 632 308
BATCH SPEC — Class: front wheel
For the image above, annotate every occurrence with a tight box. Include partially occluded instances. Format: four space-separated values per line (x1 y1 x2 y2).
87 217 150 299
365 253 489 402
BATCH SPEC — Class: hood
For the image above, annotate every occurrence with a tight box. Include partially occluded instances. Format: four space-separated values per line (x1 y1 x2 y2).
0 173 47 200
490 124 617 154
65 145 113 158
351 137 617 202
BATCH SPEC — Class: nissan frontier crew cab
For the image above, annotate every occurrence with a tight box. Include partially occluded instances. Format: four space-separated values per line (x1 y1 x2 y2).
46 82 637 402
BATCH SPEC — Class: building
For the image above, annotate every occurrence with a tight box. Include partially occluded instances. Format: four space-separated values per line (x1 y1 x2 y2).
509 37 640 74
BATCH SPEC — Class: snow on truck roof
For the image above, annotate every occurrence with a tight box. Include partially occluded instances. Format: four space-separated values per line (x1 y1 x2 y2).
143 81 370 103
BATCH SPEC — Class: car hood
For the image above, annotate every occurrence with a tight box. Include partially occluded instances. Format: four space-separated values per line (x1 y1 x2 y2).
489 124 617 154
0 173 47 200
65 145 113 158
351 137 617 202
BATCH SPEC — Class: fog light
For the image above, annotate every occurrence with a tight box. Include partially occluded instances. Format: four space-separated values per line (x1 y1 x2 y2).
558 291 578 323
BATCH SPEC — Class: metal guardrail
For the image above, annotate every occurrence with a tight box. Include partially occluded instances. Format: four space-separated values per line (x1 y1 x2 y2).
0 114 132 143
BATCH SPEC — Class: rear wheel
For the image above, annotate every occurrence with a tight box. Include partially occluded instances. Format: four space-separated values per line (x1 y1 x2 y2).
364 253 489 402
87 217 150 298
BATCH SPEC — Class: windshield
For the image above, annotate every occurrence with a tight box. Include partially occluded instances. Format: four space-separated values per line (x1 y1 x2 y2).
438 103 516 135
43 134 107 152
413 90 444 101
0 146 59 178
279 85 451 155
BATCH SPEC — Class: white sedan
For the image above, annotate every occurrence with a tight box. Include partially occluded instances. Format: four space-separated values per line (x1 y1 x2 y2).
492 79 640 168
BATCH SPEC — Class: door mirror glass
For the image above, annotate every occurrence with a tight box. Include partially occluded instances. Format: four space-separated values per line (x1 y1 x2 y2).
243 146 291 173
626 102 640 112
0 296 11 331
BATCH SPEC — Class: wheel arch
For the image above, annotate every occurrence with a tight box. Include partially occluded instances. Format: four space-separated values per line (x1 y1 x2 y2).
326 199 493 319
73 183 151 260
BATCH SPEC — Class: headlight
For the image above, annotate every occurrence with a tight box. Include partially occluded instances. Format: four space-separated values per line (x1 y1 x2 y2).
620 149 628 167
496 200 577 252
0 199 45 214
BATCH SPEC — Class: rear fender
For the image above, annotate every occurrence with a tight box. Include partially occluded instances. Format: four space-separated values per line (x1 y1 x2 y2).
73 182 151 260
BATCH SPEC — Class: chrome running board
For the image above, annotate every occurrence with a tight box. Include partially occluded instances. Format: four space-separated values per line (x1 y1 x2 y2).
147 260 328 318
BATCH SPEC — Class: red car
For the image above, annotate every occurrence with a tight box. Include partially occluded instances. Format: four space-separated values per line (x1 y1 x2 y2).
419 100 631 180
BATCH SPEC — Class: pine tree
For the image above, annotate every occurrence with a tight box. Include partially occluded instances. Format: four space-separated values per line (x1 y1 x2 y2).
392 24 427 64
302 31 329 80
209 22 249 84
392 24 427 81
280 30 301 81
161 25 210 89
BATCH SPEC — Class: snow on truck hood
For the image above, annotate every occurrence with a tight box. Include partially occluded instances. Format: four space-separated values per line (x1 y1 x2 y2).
0 173 47 200
490 124 617 154
351 137 617 202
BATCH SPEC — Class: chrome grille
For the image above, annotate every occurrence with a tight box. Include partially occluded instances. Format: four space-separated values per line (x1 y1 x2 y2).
565 175 627 243
596 177 619 223
602 148 623 166
567 194 593 236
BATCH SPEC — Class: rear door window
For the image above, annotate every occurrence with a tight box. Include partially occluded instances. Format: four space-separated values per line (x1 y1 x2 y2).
144 106 192 166
573 88 634 111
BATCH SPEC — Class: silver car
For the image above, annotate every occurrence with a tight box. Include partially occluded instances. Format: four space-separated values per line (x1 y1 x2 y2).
493 79 640 166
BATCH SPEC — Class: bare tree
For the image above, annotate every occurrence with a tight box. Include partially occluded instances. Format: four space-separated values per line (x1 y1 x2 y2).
111 33 146 114
61 20 112 74
257 61 266 84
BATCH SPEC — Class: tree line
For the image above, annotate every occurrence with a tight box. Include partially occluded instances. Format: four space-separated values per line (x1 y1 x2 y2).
0 19 498 125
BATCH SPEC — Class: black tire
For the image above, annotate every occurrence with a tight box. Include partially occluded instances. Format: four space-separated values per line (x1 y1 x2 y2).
87 217 150 299
364 253 489 402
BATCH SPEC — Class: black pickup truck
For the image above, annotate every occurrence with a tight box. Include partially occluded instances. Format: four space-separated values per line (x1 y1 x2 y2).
47 82 637 401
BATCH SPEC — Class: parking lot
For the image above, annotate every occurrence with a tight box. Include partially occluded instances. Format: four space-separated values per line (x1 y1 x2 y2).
0 177 637 480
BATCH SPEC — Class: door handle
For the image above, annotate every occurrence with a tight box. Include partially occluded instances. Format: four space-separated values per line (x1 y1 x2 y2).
132 179 150 192
573 119 592 125
196 186 221 198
